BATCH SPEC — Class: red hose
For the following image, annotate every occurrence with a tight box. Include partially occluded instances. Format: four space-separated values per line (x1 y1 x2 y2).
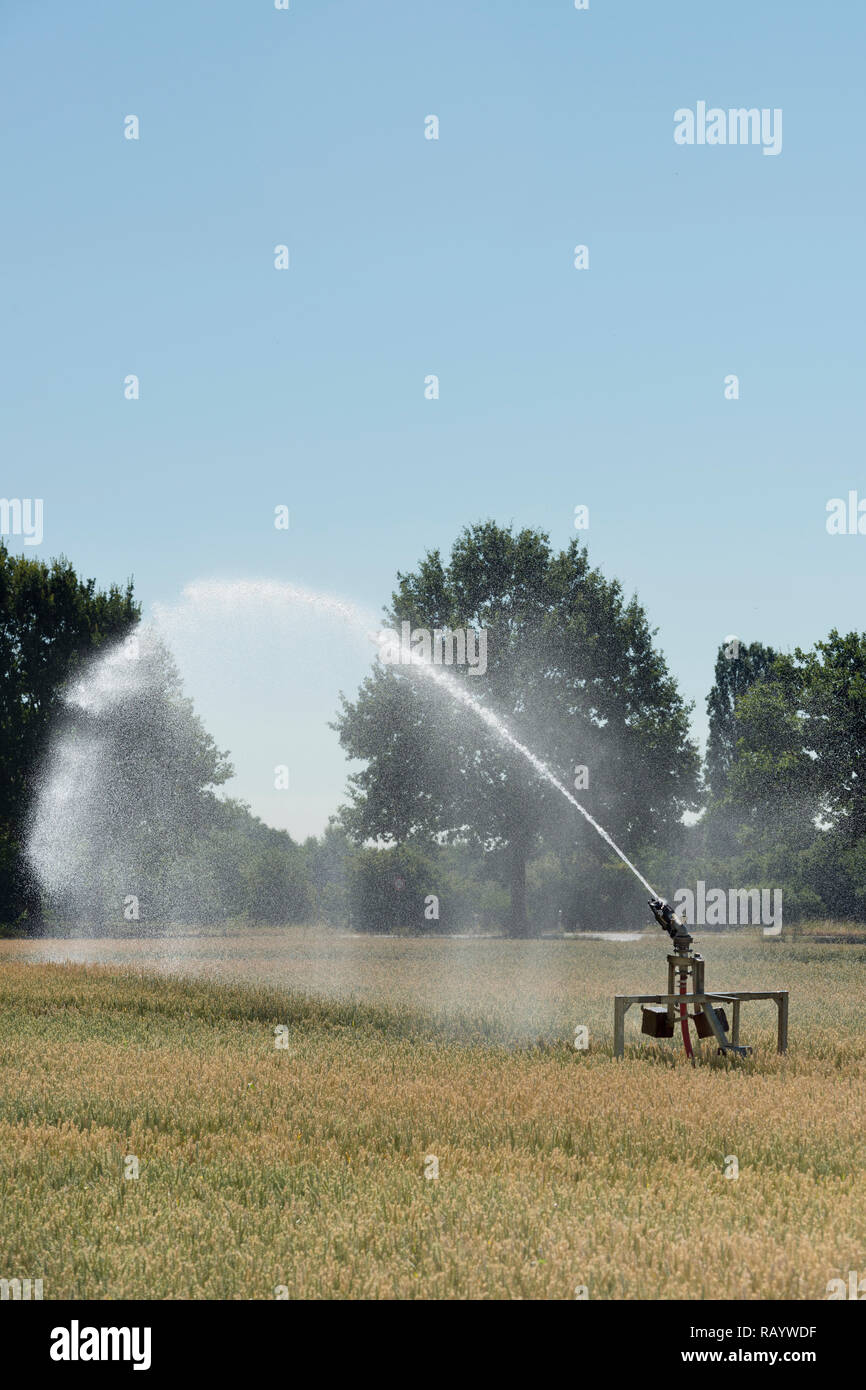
679 976 694 1062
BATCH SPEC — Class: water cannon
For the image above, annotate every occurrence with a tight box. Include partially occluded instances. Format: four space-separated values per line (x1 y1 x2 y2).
647 895 692 951
610 896 789 1063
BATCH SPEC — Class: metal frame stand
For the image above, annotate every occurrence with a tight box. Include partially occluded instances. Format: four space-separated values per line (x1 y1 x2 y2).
613 951 788 1060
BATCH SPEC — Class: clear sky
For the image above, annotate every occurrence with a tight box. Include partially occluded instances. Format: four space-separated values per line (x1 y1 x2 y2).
2 1 865 840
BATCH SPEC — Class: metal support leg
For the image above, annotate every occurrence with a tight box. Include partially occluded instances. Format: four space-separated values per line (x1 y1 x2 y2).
776 991 789 1053
614 997 629 1059
700 1001 749 1056
732 999 741 1048
694 957 705 995
693 956 705 1040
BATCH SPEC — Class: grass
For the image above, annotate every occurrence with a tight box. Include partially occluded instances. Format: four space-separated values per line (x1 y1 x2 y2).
0 929 864 1299
783 919 866 943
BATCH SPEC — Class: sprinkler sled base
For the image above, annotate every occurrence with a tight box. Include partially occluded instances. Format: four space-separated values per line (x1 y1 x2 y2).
614 949 788 1061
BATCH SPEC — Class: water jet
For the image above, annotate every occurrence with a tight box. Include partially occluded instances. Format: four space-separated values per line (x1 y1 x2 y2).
26 576 790 1061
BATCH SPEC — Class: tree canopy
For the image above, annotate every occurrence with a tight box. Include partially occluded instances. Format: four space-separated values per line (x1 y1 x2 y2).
706 640 778 799
333 522 700 935
730 630 866 844
0 542 139 926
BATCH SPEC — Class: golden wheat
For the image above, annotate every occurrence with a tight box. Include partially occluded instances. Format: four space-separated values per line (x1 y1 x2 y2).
0 931 863 1299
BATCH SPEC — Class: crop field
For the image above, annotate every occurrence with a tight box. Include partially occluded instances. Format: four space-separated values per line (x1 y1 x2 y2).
1 930 864 1300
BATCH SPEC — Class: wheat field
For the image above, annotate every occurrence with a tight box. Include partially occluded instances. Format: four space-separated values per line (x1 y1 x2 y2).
0 930 863 1299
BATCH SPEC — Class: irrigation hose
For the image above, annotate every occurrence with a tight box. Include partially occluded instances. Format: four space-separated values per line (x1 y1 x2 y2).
679 974 694 1062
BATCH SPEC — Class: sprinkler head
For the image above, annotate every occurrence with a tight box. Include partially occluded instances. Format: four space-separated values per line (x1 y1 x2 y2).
648 896 693 950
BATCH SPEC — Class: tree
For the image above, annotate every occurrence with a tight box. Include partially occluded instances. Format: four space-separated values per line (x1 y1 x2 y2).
333 522 699 936
348 844 439 933
701 639 779 861
303 818 353 925
242 824 312 924
27 628 234 928
0 542 139 928
731 630 866 844
706 639 778 798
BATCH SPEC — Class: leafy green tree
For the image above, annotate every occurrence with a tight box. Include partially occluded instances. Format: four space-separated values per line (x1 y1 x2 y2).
157 797 310 928
701 639 780 861
29 628 234 928
242 826 312 924
705 639 778 798
348 844 439 933
638 630 866 926
303 818 353 925
0 542 138 927
333 523 699 936
731 630 866 844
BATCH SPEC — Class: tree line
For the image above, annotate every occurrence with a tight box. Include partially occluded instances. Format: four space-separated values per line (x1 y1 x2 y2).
2 527 865 936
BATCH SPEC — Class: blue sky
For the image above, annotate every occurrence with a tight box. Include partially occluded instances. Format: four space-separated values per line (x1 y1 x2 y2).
2 1 865 839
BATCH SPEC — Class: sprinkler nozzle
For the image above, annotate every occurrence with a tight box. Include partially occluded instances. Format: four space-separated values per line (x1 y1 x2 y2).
648 896 693 949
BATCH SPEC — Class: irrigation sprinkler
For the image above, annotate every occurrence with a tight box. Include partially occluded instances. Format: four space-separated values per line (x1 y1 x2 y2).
29 585 789 1070
612 896 789 1063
